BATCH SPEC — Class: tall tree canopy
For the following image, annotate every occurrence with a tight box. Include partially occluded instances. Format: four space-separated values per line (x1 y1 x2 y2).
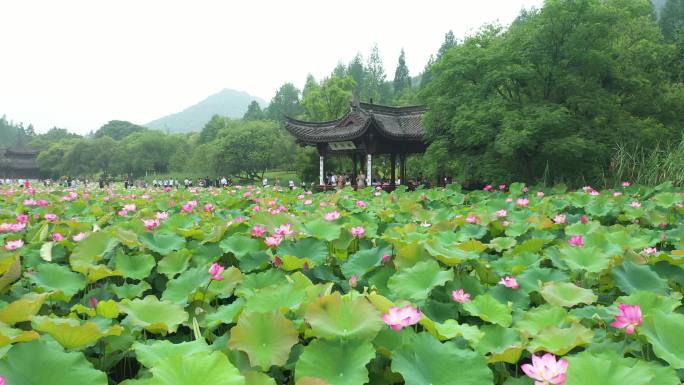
93 120 147 140
393 48 411 94
265 83 303 121
243 101 265 121
301 75 355 121
422 0 684 186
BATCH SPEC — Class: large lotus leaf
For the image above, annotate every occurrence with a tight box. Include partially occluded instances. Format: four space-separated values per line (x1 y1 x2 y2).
245 371 276 385
140 231 186 255
514 304 568 335
516 266 569 294
615 291 682 316
564 350 679 385
157 251 190 277
433 319 483 345
559 246 610 273
228 310 299 370
236 269 288 297
206 266 243 299
119 295 188 334
528 323 593 355
147 351 244 385
0 255 21 291
205 298 245 328
475 325 523 364
462 294 512 327
32 316 122 349
112 281 152 299
133 339 212 368
387 260 453 302
392 332 493 385
654 192 682 207
278 238 328 266
0 322 39 346
304 219 342 241
70 231 119 273
295 339 375 385
304 292 383 340
0 340 108 385
220 235 261 258
162 266 210 304
340 247 388 279
0 293 48 325
612 262 669 295
114 252 156 280
29 262 86 301
243 280 309 313
489 237 518 252
640 311 684 369
424 238 477 265
540 281 597 307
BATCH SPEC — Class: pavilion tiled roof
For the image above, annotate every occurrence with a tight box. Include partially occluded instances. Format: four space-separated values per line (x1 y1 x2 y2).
284 102 426 144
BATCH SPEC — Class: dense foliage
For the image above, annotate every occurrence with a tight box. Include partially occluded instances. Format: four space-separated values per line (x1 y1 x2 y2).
0 182 683 384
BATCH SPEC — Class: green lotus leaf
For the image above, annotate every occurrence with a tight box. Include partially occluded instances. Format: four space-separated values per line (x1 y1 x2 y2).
228 310 299 370
640 311 684 369
40 241 53 261
162 266 210 304
295 339 375 385
0 293 48 325
220 235 261 258
516 266 569 293
114 252 156 280
528 323 593 355
564 350 679 385
0 255 21 292
653 192 682 208
244 371 276 385
489 237 517 252
133 339 212 368
278 238 328 266
29 262 86 301
433 319 484 345
119 295 188 334
0 340 108 385
424 238 478 265
157 251 190 277
475 324 523 364
0 322 40 346
462 294 512 327
504 222 532 237
514 304 569 335
70 231 119 274
206 266 243 299
304 292 383 340
205 298 245 329
392 332 493 385
559 246 610 273
139 231 186 255
147 351 244 385
243 280 309 313
304 219 342 241
340 247 389 279
112 281 152 299
32 315 122 349
540 281 597 307
612 262 669 295
387 259 453 302
615 291 682 315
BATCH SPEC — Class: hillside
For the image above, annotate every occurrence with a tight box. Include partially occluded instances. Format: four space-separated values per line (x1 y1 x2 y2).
146 88 266 133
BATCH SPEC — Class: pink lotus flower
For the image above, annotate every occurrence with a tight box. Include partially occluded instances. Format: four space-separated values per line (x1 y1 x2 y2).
4 239 24 250
499 184 507 191
252 205 261 212
275 224 293 237
204 203 215 212
349 275 358 288
251 225 266 237
356 200 367 208
568 235 584 247
36 199 49 207
89 297 99 308
6 223 25 233
44 213 58 222
117 209 128 216
613 192 622 197
319 202 328 208
265 236 283 248
351 226 365 238
630 201 641 208
580 215 588 224
452 289 471 304
382 254 392 264
16 214 29 224
642 247 657 255
297 194 305 200
499 276 519 289
143 219 160 231
208 263 225 281
521 353 568 385
325 211 341 221
243 191 252 198
496 209 507 218
553 214 566 225
590 190 600 196
273 255 283 267
124 204 136 212
502 220 512 227
72 232 86 242
52 233 64 242
382 305 422 331
483 185 493 191
622 181 631 187
611 303 643 334
155 211 169 220
516 198 529 207
522 186 529 193
23 199 37 206
181 200 198 213
234 216 246 223
537 191 545 198
506 198 513 203
466 215 479 223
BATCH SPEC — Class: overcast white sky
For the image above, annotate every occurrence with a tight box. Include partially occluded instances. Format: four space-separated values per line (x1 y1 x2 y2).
0 0 543 134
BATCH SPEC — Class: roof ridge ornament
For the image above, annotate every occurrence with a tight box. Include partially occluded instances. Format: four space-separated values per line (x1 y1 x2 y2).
351 93 360 112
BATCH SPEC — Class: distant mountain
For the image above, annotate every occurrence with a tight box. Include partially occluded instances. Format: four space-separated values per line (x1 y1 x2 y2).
146 89 266 133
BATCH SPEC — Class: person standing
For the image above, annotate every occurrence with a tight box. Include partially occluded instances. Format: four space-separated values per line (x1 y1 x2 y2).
356 172 365 189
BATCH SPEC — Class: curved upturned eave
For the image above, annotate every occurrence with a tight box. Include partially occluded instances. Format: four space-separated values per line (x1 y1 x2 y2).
283 114 371 144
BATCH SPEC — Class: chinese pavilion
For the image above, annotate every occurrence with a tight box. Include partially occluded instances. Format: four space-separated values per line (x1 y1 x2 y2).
284 100 428 188
0 133 41 179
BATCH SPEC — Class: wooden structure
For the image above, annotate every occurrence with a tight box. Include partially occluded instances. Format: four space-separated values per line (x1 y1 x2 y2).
0 133 41 179
284 100 428 188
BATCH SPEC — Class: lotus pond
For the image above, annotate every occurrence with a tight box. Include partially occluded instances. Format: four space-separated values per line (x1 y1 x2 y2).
0 182 683 385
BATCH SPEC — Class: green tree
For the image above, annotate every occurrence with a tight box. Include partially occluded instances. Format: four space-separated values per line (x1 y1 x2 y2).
301 75 356 121
93 120 147 140
419 54 436 89
243 101 265 121
437 30 457 58
29 127 81 151
347 53 366 98
265 83 303 121
362 44 391 103
198 115 229 144
393 48 411 94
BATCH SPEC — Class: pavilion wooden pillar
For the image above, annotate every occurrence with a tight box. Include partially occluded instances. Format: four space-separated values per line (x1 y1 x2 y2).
399 154 406 185
319 155 325 186
366 154 372 186
352 154 357 185
390 153 396 188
